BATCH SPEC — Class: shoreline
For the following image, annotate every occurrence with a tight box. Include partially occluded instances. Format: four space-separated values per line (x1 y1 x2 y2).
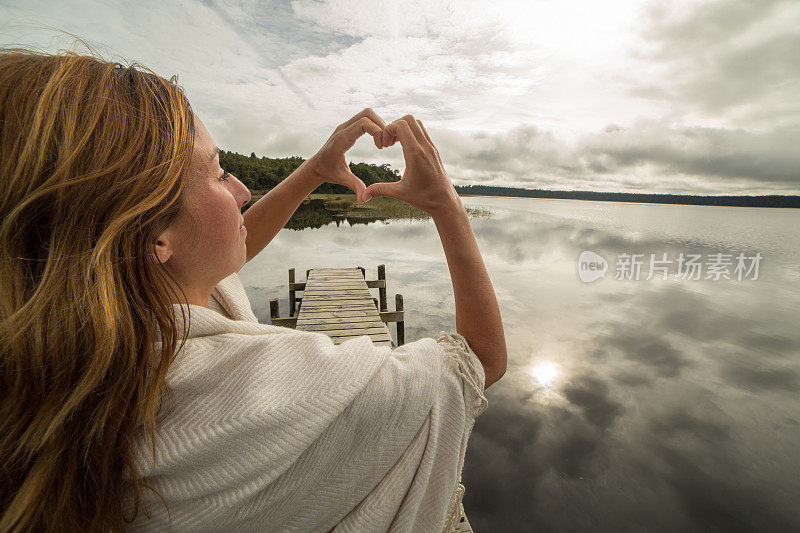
455 188 800 208
247 191 800 209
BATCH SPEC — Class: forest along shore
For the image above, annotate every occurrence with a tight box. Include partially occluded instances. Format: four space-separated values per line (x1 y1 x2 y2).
243 193 490 231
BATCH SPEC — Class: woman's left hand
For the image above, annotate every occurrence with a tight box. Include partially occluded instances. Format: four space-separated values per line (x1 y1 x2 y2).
305 108 386 203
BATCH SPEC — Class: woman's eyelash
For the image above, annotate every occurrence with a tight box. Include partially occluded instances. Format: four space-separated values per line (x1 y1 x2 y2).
219 171 231 182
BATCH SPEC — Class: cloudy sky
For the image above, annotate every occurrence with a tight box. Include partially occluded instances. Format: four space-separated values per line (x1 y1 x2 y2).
2 0 798 194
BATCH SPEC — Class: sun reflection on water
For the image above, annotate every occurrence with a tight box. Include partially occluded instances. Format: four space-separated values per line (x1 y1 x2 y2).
529 361 559 387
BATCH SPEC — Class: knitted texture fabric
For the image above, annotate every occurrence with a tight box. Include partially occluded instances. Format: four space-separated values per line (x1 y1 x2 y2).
127 272 488 532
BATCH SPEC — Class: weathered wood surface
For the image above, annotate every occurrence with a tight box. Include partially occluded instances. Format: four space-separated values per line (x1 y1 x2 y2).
296 268 394 347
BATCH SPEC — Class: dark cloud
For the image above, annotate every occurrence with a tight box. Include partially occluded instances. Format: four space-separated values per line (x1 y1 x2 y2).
563 376 623 431
635 0 798 116
463 428 600 531
653 447 797 532
732 331 800 356
642 0 787 55
629 395 799 531
593 283 764 350
613 369 654 387
698 31 800 114
462 382 624 531
436 120 800 193
578 123 800 185
641 287 746 343
435 125 569 178
603 325 688 378
547 419 604 480
649 407 731 445
461 394 547 529
720 356 800 392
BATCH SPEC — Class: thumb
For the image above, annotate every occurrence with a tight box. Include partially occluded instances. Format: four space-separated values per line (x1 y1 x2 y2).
362 181 403 203
343 171 366 199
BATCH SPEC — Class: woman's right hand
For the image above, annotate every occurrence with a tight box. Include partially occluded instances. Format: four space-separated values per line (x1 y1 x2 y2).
362 114 461 216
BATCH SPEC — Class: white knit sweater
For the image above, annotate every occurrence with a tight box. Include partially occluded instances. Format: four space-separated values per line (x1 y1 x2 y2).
126 272 488 532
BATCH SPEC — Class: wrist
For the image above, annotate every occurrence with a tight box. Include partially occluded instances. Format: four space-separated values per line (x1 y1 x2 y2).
428 189 465 220
297 157 324 188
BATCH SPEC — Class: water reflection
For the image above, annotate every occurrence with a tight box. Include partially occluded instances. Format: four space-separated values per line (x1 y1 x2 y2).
529 361 559 387
239 196 800 531
247 195 491 231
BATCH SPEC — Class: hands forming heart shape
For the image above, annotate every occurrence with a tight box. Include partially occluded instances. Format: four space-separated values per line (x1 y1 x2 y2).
305 108 460 216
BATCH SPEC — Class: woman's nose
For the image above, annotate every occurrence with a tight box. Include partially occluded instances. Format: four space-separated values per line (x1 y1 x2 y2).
240 186 251 209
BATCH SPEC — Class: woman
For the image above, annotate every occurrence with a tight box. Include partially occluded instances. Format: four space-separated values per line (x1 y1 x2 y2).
0 48 506 532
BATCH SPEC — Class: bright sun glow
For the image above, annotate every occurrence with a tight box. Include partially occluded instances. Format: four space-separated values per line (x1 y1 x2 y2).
530 361 559 387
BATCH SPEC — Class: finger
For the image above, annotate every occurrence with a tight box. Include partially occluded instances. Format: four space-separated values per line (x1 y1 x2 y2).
383 119 421 158
334 107 387 135
417 119 443 164
335 116 383 152
416 119 433 145
380 127 397 149
399 114 428 145
362 180 405 203
342 171 366 200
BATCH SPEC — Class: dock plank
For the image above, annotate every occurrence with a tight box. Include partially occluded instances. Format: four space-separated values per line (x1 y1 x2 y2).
296 268 394 346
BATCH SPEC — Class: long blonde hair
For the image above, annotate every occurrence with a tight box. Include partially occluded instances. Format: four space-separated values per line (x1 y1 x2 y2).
0 47 196 531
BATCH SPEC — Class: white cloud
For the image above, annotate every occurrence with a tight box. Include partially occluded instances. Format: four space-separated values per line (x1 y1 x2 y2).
1 0 798 194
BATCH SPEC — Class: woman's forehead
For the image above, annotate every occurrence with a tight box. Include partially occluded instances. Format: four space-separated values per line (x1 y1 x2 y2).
191 116 218 169
193 115 215 154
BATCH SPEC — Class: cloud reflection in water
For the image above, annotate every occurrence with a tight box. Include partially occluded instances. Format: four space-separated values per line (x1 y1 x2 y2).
241 196 800 531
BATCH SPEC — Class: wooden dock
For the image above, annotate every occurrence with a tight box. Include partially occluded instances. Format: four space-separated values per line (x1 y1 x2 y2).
298 267 393 346
270 265 405 347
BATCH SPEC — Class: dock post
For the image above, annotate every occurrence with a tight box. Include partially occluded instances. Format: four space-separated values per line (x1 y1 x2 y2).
270 298 280 321
289 268 296 317
378 264 387 312
395 294 404 346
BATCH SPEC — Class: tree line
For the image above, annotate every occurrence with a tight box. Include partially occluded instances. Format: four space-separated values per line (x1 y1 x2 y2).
454 184 800 208
220 150 800 207
219 150 400 194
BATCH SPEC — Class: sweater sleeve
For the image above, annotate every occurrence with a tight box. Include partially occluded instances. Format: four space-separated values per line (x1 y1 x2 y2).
434 331 488 420
432 332 488 532
332 333 489 532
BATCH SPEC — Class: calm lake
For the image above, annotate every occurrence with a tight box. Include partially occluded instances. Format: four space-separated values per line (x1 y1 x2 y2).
238 195 800 532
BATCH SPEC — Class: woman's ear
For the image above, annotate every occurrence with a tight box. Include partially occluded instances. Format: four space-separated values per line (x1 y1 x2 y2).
153 233 174 265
